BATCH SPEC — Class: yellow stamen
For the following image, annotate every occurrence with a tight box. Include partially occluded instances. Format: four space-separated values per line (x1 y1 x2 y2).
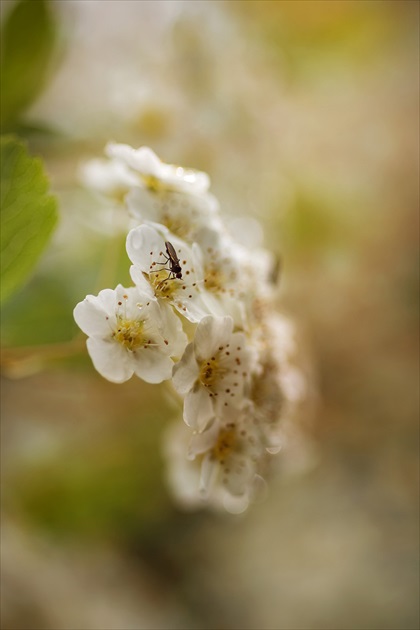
162 212 191 240
149 269 179 299
199 356 226 388
204 265 226 293
113 317 145 351
141 174 163 192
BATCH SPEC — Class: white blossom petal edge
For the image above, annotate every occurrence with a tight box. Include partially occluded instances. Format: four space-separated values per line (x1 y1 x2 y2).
74 285 187 384
105 143 210 194
172 315 252 431
79 158 140 201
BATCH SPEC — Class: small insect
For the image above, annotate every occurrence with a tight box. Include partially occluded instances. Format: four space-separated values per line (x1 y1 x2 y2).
164 241 183 280
149 241 183 285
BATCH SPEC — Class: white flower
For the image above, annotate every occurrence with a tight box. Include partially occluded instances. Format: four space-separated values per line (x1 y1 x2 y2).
106 143 210 195
189 410 264 505
249 312 307 454
232 241 277 307
126 186 222 242
126 223 209 323
172 315 251 432
162 421 205 511
73 284 187 384
163 412 264 514
79 157 140 202
191 228 247 326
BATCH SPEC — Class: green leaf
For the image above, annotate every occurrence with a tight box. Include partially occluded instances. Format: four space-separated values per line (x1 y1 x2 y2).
0 136 58 304
1 0 57 130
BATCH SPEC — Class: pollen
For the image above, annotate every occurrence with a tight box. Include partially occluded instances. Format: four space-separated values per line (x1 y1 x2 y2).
113 317 146 351
199 355 227 389
204 264 226 293
142 174 163 192
161 212 190 239
149 268 179 299
212 427 236 462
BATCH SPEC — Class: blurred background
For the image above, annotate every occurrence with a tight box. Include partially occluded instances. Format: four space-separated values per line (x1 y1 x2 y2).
1 1 419 628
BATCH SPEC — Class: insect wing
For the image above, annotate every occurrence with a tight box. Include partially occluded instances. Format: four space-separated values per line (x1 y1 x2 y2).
165 240 182 279
165 241 180 266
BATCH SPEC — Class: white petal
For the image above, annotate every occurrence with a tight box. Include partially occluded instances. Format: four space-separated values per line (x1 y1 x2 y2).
113 285 151 320
198 291 226 318
173 167 210 194
163 421 205 507
172 293 210 324
73 294 114 337
172 343 198 395
223 456 254 496
126 187 163 223
157 303 188 358
106 143 161 176
132 349 173 384
127 188 221 240
194 315 233 361
183 383 214 431
80 158 139 195
158 163 210 194
106 144 210 194
97 286 126 314
191 242 205 274
129 264 155 295
188 419 219 458
86 338 133 383
199 452 220 497
126 224 165 269
222 493 250 514
138 297 162 326
217 295 246 329
280 367 307 402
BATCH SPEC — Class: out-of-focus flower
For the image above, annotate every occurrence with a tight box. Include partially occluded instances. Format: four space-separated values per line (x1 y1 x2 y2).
106 143 210 195
73 284 187 383
79 157 140 203
191 228 246 326
172 315 251 432
250 313 307 454
189 409 264 499
163 415 264 514
126 185 222 241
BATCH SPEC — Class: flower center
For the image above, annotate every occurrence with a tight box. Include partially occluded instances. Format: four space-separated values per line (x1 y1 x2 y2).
199 356 226 389
162 212 191 240
212 427 236 462
149 269 179 299
111 185 130 205
114 317 145 351
141 174 163 192
204 265 226 293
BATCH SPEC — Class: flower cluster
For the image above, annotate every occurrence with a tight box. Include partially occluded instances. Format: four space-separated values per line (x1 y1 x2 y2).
75 144 308 513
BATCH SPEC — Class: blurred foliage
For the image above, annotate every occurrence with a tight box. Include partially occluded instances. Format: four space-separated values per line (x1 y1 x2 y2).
8 409 171 543
0 136 58 304
0 0 58 133
1 273 77 347
1 229 130 351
